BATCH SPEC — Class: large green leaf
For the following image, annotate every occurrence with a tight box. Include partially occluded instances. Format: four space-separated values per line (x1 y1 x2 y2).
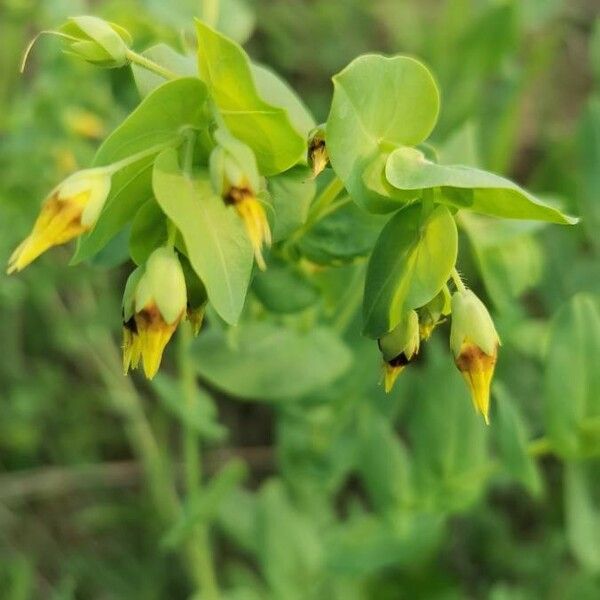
128 199 168 265
73 78 209 263
192 321 352 401
152 148 253 324
386 146 576 224
544 294 600 459
362 204 457 338
196 20 305 175
326 54 439 212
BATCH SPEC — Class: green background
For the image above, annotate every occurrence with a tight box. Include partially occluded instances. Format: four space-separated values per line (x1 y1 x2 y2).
1 0 599 598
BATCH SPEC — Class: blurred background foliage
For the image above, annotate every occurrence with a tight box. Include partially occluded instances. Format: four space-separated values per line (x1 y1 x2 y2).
1 0 600 598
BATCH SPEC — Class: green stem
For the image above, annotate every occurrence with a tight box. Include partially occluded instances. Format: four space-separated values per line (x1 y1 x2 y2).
125 48 179 81
107 141 176 174
178 321 221 600
527 436 553 457
285 176 345 248
451 267 467 292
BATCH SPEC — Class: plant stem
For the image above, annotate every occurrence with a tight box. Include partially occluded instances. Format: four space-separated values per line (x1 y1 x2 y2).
451 267 467 292
527 436 553 457
125 48 179 80
178 321 221 600
285 175 345 249
107 141 176 173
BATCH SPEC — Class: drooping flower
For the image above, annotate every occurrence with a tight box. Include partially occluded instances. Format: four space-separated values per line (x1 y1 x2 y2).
450 289 500 424
417 286 451 341
122 247 187 379
210 129 271 270
7 168 111 273
378 310 421 393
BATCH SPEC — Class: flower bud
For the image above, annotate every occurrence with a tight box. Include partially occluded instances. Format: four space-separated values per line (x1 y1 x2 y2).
378 310 420 393
450 289 500 424
307 126 328 178
7 168 112 273
417 286 451 340
59 16 131 68
210 129 271 270
181 256 208 337
122 247 187 379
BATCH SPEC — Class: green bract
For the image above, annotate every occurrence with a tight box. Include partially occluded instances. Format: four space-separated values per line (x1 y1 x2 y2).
195 20 306 175
152 148 254 325
326 54 440 213
363 204 458 338
385 146 576 224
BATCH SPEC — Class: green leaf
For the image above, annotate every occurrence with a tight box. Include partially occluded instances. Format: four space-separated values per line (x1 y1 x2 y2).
251 63 315 136
362 204 457 338
192 321 352 401
252 259 319 314
326 54 439 212
407 341 491 511
153 148 254 324
195 20 305 175
131 44 196 97
386 146 577 224
544 294 600 459
73 78 209 263
152 373 226 441
267 166 315 241
163 460 247 549
564 460 600 572
256 480 323 598
128 199 168 265
299 200 385 265
492 383 542 495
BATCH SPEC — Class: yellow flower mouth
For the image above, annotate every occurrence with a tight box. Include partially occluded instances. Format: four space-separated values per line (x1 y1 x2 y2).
455 343 498 424
133 303 182 379
122 318 143 375
227 188 271 270
7 191 90 273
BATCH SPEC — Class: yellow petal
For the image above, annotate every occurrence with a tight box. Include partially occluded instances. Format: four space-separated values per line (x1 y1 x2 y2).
455 343 497 424
235 196 271 271
122 323 142 375
135 304 181 379
7 191 89 273
383 362 404 394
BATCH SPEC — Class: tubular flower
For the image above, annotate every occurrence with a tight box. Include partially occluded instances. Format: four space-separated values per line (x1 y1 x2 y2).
7 168 111 274
378 310 420 393
450 289 500 424
122 247 187 379
210 128 271 270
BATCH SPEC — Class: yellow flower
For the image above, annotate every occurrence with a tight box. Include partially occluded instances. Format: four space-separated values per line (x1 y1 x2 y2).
7 168 111 274
379 310 420 393
450 289 500 424
209 128 271 270
122 248 187 379
228 188 272 271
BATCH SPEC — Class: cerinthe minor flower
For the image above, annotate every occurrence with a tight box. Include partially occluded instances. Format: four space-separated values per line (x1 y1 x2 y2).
122 247 187 379
450 289 500 424
378 310 420 393
210 129 271 270
7 168 111 273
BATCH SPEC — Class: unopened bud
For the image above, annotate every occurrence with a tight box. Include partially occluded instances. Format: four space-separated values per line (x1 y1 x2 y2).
450 289 500 424
378 310 420 393
418 286 451 340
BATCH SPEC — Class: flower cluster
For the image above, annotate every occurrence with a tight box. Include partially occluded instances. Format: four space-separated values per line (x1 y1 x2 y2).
379 284 500 424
